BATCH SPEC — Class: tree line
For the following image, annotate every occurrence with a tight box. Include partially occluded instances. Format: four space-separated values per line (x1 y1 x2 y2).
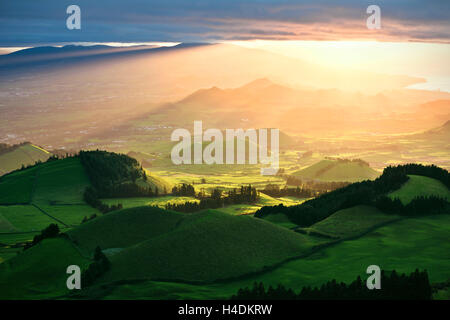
255 164 450 226
79 150 148 197
0 142 31 156
261 182 349 198
165 185 259 213
284 175 351 192
231 269 432 300
171 183 196 197
374 195 449 216
80 150 164 215
23 223 61 250
81 246 111 287
83 186 124 214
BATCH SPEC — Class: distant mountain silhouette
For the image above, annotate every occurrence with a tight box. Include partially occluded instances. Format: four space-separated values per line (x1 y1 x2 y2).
410 119 450 141
8 45 115 56
425 120 450 135
0 43 211 70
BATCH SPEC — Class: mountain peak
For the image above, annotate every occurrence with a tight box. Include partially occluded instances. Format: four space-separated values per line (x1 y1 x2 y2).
241 78 274 90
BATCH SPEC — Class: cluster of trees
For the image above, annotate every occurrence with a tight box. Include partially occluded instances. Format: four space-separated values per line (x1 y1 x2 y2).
231 269 432 300
374 195 449 216
83 187 124 214
80 151 163 213
165 185 259 213
261 183 348 198
79 150 146 195
81 213 99 224
101 183 160 198
82 246 111 287
171 183 196 197
324 157 371 167
255 164 450 226
23 223 60 250
0 142 31 156
284 175 350 191
382 163 449 188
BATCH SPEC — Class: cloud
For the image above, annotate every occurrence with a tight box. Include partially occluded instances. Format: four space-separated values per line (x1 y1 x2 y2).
0 0 449 45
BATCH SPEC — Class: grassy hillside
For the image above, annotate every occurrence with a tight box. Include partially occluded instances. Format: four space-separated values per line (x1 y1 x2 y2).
80 214 450 300
292 159 380 182
101 192 305 216
0 160 448 299
103 209 321 283
0 157 90 205
0 237 90 299
68 206 184 252
0 143 51 176
0 157 100 262
0 205 64 232
140 169 172 193
262 213 298 229
389 175 450 205
33 157 91 205
102 196 199 209
68 206 321 283
0 166 38 204
306 205 400 238
243 214 450 295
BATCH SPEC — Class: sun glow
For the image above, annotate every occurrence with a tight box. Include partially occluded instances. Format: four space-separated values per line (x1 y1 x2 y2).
229 40 450 81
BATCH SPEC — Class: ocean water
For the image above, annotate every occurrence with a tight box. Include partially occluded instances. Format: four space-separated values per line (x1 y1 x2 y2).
407 76 450 93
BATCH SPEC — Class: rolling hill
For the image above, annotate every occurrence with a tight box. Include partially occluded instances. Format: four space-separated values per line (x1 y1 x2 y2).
389 175 450 205
0 151 172 264
292 158 380 182
67 206 184 252
305 205 400 239
0 142 51 176
0 237 90 299
67 206 322 283
94 208 321 283
0 162 449 300
419 120 450 140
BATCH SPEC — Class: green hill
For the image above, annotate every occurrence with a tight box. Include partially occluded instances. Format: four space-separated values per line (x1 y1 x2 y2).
67 206 321 283
0 157 90 205
306 205 400 239
0 157 98 262
68 206 184 252
0 142 51 176
0 152 172 263
104 209 319 283
292 158 380 182
389 175 450 205
0 237 90 299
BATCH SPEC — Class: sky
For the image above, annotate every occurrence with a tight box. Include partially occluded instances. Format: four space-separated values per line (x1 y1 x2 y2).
0 0 449 45
0 0 448 91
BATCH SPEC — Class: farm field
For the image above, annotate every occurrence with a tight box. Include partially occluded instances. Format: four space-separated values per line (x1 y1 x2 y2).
0 205 64 232
101 196 199 209
0 143 51 176
0 157 102 262
32 157 91 205
0 166 38 204
292 159 380 182
102 193 306 215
